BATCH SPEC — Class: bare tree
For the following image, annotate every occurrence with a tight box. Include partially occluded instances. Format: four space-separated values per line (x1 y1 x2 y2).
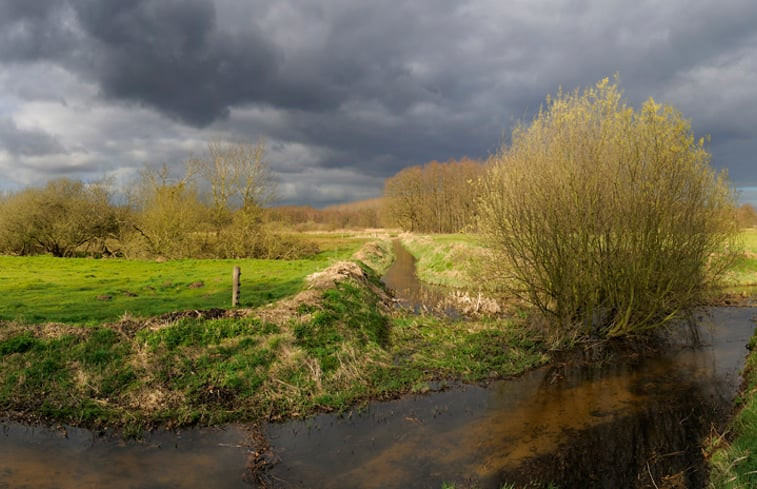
193 139 278 258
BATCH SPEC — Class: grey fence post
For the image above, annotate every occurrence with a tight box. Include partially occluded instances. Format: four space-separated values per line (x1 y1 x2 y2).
232 266 241 307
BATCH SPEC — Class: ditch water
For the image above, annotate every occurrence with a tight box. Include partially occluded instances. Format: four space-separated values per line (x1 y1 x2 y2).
380 239 450 313
0 243 755 488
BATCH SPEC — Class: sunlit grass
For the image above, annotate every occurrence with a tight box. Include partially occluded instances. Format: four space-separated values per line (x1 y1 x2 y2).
400 233 488 289
0 233 370 324
0 250 548 433
401 230 757 293
721 229 757 288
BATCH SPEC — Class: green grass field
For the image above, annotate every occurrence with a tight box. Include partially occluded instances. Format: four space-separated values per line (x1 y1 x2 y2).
0 242 548 433
721 228 757 288
0 233 370 324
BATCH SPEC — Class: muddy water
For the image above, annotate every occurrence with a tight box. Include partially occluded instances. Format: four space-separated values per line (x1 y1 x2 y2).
0 423 252 488
380 240 451 314
264 308 755 488
263 244 756 488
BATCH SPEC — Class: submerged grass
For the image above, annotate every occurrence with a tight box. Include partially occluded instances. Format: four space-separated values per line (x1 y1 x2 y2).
0 237 548 433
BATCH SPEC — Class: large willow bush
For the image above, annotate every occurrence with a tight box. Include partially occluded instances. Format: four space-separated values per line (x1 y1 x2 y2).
479 79 737 338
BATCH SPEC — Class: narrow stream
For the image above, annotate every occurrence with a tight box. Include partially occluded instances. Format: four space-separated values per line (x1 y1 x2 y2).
0 243 754 488
0 423 253 488
380 239 450 313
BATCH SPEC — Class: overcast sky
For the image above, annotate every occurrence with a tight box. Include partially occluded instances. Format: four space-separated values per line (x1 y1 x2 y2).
1 0 756 207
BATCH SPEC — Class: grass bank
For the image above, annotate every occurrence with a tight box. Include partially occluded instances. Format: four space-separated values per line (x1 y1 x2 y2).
0 238 548 434
707 329 757 488
399 233 489 289
402 229 757 293
722 228 757 290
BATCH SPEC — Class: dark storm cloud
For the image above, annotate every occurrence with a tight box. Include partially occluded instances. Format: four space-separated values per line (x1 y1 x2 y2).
1 0 756 202
0 0 79 61
70 0 288 125
0 0 329 126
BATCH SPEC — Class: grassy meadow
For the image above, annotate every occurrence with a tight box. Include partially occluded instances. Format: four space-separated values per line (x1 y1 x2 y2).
0 233 369 324
0 236 548 433
723 228 757 288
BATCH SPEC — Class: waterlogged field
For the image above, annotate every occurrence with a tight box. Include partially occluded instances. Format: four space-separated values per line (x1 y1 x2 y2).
0 233 370 324
1 228 757 456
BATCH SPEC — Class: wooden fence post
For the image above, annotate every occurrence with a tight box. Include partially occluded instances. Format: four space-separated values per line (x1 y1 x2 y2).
232 266 241 307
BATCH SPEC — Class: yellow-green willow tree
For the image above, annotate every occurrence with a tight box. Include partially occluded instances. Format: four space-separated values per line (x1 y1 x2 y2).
479 79 737 338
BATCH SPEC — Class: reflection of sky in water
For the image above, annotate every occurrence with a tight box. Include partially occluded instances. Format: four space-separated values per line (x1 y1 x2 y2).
737 186 757 207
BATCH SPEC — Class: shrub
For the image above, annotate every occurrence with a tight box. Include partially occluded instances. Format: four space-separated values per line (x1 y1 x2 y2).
479 78 737 338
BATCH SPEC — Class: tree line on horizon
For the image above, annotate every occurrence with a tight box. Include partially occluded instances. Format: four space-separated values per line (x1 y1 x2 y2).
0 141 318 259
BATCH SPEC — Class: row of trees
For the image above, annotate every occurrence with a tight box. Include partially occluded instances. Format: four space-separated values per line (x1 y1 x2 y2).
265 198 384 231
383 158 485 233
0 141 316 259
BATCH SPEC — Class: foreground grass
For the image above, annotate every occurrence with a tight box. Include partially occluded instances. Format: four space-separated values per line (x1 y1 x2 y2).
0 234 371 324
707 330 757 488
0 240 548 434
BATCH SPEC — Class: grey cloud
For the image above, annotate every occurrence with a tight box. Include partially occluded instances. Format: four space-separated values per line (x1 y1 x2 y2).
70 0 286 125
0 1 80 62
1 0 757 204
0 119 66 157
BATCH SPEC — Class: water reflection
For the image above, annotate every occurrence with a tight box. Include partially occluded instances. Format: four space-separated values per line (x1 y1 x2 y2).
380 240 452 314
265 308 755 489
0 423 252 489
